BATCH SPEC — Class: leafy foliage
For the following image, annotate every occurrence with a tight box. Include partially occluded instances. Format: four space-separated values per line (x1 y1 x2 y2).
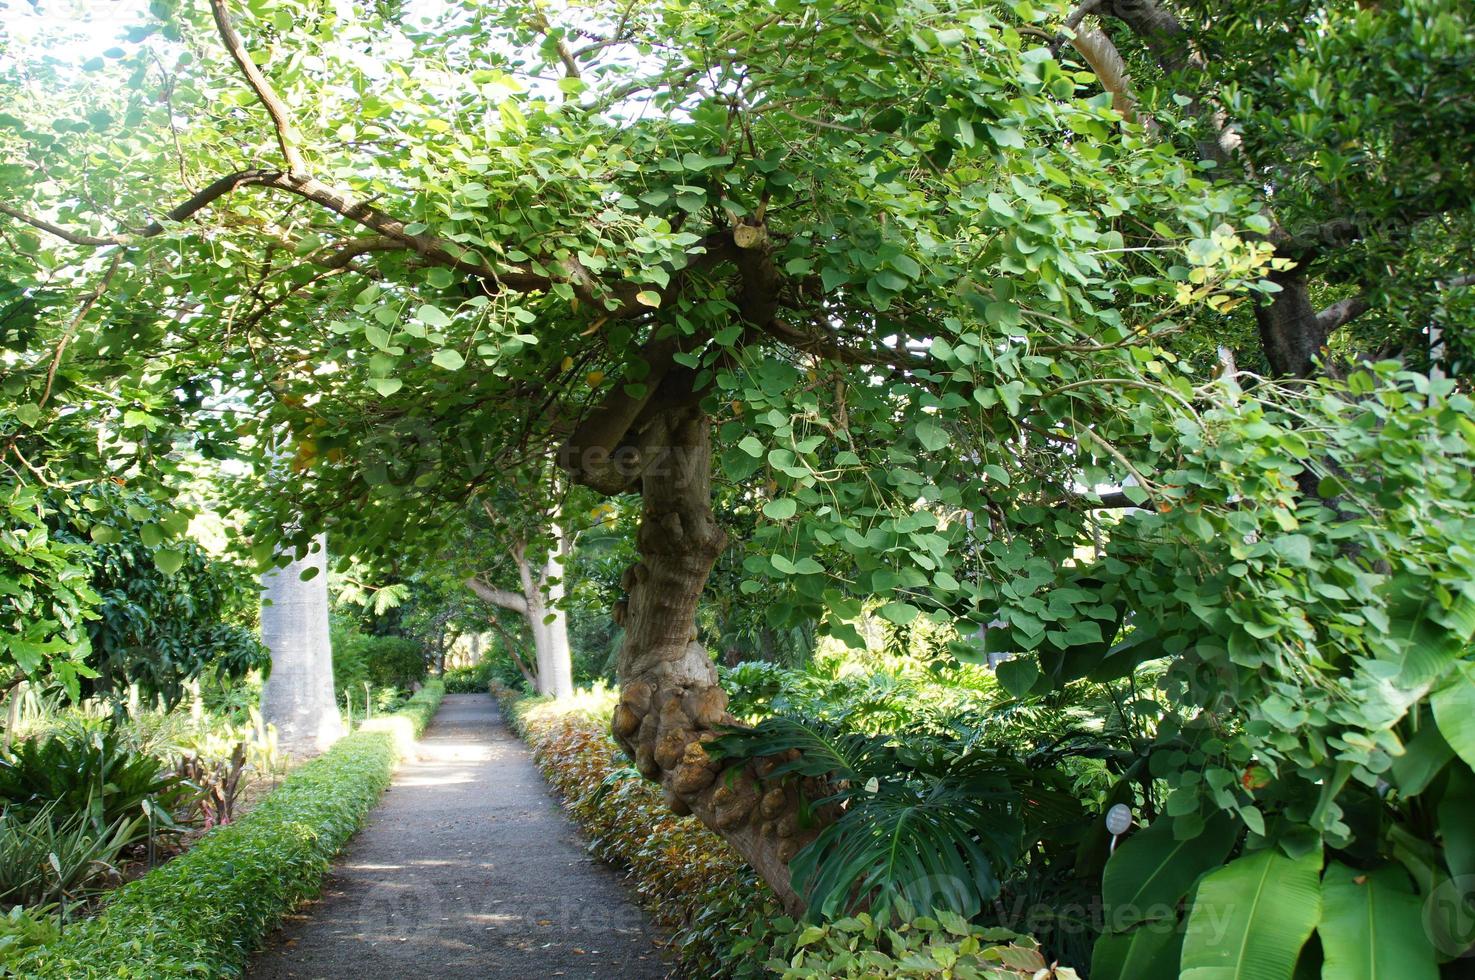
0 487 96 698
58 488 265 708
0 726 190 836
0 805 140 911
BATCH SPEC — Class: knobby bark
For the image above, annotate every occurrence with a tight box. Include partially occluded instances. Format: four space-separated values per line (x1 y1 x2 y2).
600 405 818 914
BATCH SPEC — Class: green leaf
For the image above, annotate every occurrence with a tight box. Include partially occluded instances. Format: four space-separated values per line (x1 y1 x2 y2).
367 377 404 397
995 658 1041 698
1180 847 1322 980
1091 922 1184 980
1432 662 1475 770
416 304 452 327
635 290 661 307
820 266 848 292
763 498 797 520
153 549 184 575
1103 810 1239 930
877 601 920 625
1318 862 1438 980
432 348 466 370
1389 719 1453 797
915 419 949 451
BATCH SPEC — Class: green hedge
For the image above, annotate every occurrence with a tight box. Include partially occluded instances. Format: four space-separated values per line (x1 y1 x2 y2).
15 681 445 978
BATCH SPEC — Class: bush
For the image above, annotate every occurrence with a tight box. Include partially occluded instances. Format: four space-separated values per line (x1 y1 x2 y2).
0 805 138 911
496 686 1067 979
13 681 444 977
0 726 191 835
330 620 426 694
0 905 60 976
442 659 492 693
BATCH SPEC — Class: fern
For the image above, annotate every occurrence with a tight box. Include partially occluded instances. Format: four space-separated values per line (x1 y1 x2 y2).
711 715 1023 919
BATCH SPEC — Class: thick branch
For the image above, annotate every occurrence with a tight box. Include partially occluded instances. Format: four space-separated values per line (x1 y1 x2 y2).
1315 295 1372 335
1103 0 1239 169
532 11 582 80
465 577 529 615
1068 22 1156 132
210 0 307 174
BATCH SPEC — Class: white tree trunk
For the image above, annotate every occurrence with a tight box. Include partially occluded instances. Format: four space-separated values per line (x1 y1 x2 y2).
534 533 574 699
259 534 343 753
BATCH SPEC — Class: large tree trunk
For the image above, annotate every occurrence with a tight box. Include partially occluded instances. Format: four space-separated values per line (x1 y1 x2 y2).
1254 269 1327 378
606 406 816 914
259 534 344 753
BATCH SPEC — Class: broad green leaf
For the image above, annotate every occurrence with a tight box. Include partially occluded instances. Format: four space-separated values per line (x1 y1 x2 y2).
1431 662 1475 770
416 303 452 327
1180 847 1322 980
367 377 403 397
1318 862 1438 980
915 418 949 451
1388 718 1453 797
432 348 466 370
1103 810 1239 930
1091 921 1183 980
153 549 184 575
763 498 797 520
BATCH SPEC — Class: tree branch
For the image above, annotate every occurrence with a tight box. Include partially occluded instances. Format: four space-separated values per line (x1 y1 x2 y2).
1067 20 1157 133
531 10 582 80
1315 294 1372 335
465 576 529 615
1102 0 1240 169
210 0 307 175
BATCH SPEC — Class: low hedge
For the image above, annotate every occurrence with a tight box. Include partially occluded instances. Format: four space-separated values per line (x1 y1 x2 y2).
496 684 1072 979
15 681 445 978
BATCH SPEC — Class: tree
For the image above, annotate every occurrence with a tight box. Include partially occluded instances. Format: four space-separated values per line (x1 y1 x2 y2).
259 535 343 752
52 485 266 708
3 0 1470 918
461 486 577 700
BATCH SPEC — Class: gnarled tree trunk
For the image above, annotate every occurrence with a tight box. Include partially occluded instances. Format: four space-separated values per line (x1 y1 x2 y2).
601 406 817 914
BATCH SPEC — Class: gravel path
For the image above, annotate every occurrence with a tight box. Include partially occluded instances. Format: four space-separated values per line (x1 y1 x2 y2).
248 693 668 979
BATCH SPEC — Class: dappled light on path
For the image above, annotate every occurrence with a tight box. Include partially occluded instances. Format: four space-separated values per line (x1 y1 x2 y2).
247 694 666 979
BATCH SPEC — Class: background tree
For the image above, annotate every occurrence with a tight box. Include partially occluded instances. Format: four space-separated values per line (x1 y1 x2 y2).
259 535 343 752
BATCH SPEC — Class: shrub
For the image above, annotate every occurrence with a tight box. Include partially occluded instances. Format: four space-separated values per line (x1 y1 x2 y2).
0 726 191 835
496 686 1066 978
330 620 426 694
0 905 60 976
0 805 139 910
13 681 444 977
443 659 492 693
773 912 1079 979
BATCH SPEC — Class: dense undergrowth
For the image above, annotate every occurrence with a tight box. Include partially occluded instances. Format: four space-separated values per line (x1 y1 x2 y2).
496 681 1081 979
7 681 443 978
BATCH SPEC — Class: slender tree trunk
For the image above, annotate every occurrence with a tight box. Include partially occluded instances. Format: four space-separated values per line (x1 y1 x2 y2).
536 522 574 699
607 406 816 914
259 534 344 753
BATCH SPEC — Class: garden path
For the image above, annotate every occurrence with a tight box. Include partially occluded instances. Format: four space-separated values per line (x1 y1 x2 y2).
248 693 668 979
